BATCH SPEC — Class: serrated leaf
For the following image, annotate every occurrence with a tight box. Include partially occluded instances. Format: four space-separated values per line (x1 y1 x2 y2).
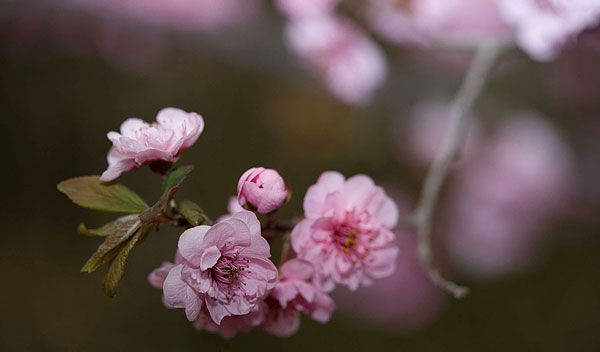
58 176 148 214
81 216 142 273
102 224 152 297
78 215 140 237
162 165 193 194
179 200 207 226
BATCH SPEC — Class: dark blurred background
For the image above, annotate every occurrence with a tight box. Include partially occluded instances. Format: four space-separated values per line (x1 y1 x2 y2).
1 1 600 351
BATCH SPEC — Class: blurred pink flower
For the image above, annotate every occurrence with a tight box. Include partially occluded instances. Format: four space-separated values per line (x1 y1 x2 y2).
100 108 204 182
285 15 387 105
367 0 511 48
237 167 289 214
445 113 575 277
161 211 278 324
404 100 482 166
335 228 444 331
276 0 339 17
291 171 399 292
499 0 600 61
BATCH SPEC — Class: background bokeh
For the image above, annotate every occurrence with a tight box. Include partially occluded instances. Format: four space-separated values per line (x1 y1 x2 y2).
1 1 600 351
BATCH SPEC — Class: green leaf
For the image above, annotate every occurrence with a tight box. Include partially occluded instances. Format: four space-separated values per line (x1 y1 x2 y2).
81 216 142 273
58 176 148 214
102 224 152 297
178 200 208 226
162 165 193 194
78 215 140 237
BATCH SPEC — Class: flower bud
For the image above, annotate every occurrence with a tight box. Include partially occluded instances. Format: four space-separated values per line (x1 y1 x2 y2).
237 167 289 214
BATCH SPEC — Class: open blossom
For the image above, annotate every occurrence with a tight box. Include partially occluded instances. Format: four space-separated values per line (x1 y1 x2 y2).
161 211 278 324
100 108 204 182
285 15 387 105
237 167 289 214
499 0 600 61
291 172 399 292
148 249 267 339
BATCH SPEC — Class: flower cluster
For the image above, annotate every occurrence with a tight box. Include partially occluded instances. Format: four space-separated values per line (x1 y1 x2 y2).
92 108 402 338
148 210 337 338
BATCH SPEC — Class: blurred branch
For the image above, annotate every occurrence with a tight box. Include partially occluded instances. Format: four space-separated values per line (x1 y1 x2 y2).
412 42 505 299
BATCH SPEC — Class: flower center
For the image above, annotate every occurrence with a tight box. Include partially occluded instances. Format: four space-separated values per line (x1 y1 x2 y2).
328 211 378 260
210 251 249 286
332 223 360 253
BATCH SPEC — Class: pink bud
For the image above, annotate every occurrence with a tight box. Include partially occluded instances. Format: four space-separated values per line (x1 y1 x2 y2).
237 167 289 214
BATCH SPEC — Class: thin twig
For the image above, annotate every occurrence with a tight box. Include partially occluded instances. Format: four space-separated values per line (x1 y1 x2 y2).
413 42 505 299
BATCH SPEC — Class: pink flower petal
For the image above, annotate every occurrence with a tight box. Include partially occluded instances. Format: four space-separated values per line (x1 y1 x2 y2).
199 245 221 271
178 225 211 266
230 210 262 238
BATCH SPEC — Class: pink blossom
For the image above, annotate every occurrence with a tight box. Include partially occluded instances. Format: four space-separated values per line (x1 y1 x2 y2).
445 113 575 277
276 0 339 17
291 172 399 292
285 15 387 105
367 0 510 48
100 108 204 182
499 0 600 61
237 167 289 214
161 211 278 324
